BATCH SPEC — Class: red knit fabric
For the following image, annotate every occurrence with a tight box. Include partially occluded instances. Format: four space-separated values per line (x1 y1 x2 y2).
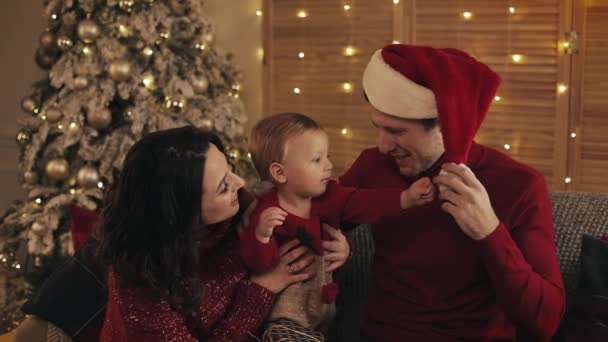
240 180 403 274
340 144 565 341
100 224 276 341
68 204 98 251
381 44 501 164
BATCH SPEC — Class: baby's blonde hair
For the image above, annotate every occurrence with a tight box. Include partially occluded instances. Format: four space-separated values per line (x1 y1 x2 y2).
249 113 322 181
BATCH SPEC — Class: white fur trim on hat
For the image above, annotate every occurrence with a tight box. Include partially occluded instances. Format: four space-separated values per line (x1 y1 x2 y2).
362 50 438 119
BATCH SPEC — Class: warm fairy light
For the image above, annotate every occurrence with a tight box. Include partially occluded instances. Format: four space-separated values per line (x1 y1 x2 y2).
565 177 572 184
558 84 568 93
462 12 473 20
393 0 400 4
57 124 64 130
342 82 353 92
298 52 305 58
69 122 79 131
98 181 104 189
509 6 516 14
143 47 154 56
562 41 570 49
494 96 502 101
119 25 131 37
504 144 511 150
14 263 21 269
257 48 264 60
51 14 58 20
70 188 76 195
247 152 252 159
35 198 42 204
511 54 523 63
343 46 356 56
256 10 263 16
341 127 354 138
344 5 351 11
82 46 93 55
293 87 301 94
142 74 156 89
570 132 577 138
393 40 400 44
33 108 40 114
297 10 308 18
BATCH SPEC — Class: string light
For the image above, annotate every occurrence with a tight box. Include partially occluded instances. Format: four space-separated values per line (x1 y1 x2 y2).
257 48 264 60
341 127 354 138
70 188 77 195
57 124 64 130
562 41 570 49
393 0 400 4
494 96 502 101
509 6 516 14
342 82 353 92
293 87 301 94
344 5 351 11
82 46 93 55
51 14 58 20
558 84 568 93
462 12 473 20
142 73 156 89
69 122 79 131
256 10 263 16
98 181 104 189
247 152 252 159
393 40 400 44
504 144 511 150
143 47 154 56
565 177 572 184
297 10 308 18
298 52 305 58
343 46 356 56
35 198 42 204
570 132 577 138
511 54 523 63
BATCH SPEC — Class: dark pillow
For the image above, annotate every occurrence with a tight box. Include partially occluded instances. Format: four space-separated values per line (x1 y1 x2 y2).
21 239 107 338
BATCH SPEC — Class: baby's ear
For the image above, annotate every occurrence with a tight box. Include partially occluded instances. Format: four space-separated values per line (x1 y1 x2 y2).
269 162 287 184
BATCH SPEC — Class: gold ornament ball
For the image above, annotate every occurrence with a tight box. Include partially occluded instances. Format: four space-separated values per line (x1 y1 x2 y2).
87 108 112 129
46 159 70 180
45 107 63 123
35 49 57 70
74 76 89 89
200 118 213 130
228 148 241 161
77 19 100 43
21 96 37 113
108 59 132 81
24 171 39 185
77 166 100 188
56 36 73 51
16 131 31 146
190 72 209 94
39 31 56 50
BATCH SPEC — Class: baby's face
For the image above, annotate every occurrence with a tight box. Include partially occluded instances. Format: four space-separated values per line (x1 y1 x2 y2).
281 129 333 197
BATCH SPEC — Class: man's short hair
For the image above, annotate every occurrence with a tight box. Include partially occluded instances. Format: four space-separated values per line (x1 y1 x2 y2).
249 113 322 181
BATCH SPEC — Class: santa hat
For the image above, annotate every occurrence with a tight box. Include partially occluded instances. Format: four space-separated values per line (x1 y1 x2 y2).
362 44 501 164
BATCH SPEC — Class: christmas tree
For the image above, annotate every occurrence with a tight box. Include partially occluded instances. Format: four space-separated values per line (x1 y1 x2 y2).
0 0 254 332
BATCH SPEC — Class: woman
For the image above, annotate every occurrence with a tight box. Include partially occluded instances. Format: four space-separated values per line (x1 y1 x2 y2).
97 126 350 341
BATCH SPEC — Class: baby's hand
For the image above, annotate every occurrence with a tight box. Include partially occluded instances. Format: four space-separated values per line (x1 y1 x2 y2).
400 177 434 209
256 207 287 243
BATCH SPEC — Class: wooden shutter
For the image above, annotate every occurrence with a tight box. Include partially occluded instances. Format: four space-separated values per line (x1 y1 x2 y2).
263 0 395 176
570 0 608 191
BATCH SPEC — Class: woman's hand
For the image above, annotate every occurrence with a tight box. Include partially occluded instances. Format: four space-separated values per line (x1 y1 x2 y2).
321 224 351 272
250 239 315 293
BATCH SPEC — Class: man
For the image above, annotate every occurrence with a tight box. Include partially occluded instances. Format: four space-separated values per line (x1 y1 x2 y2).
339 44 565 341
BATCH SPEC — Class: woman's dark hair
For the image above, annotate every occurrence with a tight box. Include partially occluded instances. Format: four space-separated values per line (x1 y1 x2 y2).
97 126 224 316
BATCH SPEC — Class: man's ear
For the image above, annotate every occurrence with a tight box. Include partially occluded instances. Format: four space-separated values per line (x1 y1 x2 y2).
269 162 287 184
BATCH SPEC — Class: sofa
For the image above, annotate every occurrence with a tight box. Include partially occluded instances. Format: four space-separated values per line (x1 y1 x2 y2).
5 191 608 341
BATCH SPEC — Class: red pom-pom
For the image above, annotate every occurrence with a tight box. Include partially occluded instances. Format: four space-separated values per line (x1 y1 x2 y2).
322 282 339 304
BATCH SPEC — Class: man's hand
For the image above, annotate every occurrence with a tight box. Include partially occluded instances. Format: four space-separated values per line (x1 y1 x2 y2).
256 207 287 243
433 163 499 240
321 224 350 272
